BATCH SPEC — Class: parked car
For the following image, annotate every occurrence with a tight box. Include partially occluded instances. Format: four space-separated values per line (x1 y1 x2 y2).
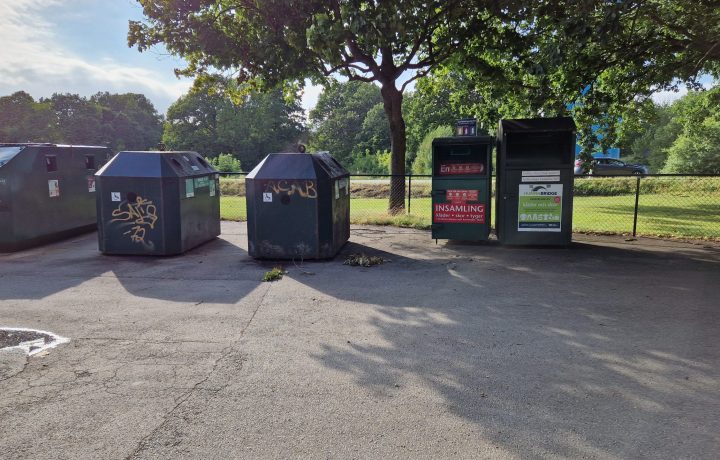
574 157 649 175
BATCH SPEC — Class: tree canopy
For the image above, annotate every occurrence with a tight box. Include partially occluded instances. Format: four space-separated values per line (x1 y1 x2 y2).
163 84 305 169
129 0 720 192
0 91 163 150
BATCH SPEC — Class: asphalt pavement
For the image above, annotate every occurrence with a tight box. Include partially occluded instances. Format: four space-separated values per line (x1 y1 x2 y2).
1 223 719 459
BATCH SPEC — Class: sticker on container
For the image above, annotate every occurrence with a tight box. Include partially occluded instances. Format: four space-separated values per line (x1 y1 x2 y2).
335 181 340 199
446 189 478 204
111 192 121 202
439 162 485 175
195 176 210 188
434 203 485 224
521 170 560 177
521 176 560 182
48 180 60 197
263 192 273 202
209 180 216 197
87 177 96 192
185 179 195 198
518 184 563 232
191 165 200 171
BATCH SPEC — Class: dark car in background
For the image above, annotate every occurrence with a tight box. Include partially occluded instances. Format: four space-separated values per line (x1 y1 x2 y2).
574 157 649 175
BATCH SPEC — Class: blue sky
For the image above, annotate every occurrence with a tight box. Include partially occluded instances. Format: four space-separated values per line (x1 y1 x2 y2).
0 1 710 116
0 0 321 114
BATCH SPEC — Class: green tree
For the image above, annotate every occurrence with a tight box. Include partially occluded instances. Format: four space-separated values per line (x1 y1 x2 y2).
308 81 382 164
164 84 305 169
91 92 163 151
352 102 390 159
163 88 227 155
45 93 103 145
412 125 452 174
616 102 680 172
663 87 720 173
0 91 54 142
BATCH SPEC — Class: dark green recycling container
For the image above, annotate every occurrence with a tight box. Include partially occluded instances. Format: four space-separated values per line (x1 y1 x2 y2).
431 136 493 241
0 143 110 252
96 151 220 255
245 152 350 259
496 117 576 246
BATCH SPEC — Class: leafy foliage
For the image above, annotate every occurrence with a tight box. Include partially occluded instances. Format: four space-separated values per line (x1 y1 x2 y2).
308 81 383 164
412 125 452 175
164 84 305 169
0 91 162 150
207 153 242 173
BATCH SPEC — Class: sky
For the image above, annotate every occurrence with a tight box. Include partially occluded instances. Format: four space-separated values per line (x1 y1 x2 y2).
0 1 711 117
0 0 321 114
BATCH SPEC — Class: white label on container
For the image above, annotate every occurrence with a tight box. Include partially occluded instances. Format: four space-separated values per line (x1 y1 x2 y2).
111 192 121 202
522 176 560 182
48 180 60 197
522 170 560 176
191 165 199 171
263 192 272 203
335 182 340 199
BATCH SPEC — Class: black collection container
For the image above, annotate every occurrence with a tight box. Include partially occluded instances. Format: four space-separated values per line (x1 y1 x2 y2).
245 152 350 259
0 143 110 251
496 117 576 246
95 150 220 255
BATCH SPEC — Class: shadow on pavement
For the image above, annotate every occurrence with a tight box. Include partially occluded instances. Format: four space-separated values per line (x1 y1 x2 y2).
0 232 265 304
294 234 720 458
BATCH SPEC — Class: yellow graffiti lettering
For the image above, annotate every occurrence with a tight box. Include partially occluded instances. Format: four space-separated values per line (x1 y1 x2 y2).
110 195 160 246
263 180 317 199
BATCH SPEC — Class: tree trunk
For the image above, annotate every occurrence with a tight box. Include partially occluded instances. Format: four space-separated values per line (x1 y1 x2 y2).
380 83 406 214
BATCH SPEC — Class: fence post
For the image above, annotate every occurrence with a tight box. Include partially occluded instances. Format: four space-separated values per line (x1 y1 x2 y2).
407 172 412 215
632 175 641 237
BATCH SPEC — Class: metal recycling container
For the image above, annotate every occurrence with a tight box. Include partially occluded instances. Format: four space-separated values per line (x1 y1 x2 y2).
245 152 350 259
496 117 576 245
96 150 220 255
431 136 493 241
0 143 110 252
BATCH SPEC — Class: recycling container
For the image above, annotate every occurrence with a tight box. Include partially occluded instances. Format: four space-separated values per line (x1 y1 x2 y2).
431 135 493 241
496 117 576 245
0 143 110 252
96 150 220 255
245 152 350 259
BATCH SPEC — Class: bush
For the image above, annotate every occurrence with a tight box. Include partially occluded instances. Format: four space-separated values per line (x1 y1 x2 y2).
347 149 391 174
574 176 720 196
207 153 242 172
219 178 245 196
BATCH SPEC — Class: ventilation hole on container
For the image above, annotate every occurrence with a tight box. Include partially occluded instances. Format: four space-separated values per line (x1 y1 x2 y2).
280 194 291 205
126 192 138 203
171 159 182 169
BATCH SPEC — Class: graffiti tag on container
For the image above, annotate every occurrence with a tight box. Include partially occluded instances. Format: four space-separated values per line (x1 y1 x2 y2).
264 180 317 199
110 195 159 248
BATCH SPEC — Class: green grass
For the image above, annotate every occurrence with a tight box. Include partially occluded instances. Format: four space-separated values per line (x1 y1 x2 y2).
221 194 720 240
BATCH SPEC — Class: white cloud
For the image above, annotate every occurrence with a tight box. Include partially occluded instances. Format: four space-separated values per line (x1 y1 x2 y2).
301 81 323 113
651 76 716 105
0 0 191 113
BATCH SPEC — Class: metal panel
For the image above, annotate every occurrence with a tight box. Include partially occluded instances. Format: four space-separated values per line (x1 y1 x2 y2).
496 117 576 246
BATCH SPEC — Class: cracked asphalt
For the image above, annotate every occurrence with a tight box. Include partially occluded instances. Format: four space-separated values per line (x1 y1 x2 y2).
1 222 719 459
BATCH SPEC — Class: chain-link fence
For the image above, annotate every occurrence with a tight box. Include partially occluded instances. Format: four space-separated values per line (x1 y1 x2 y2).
219 173 720 240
